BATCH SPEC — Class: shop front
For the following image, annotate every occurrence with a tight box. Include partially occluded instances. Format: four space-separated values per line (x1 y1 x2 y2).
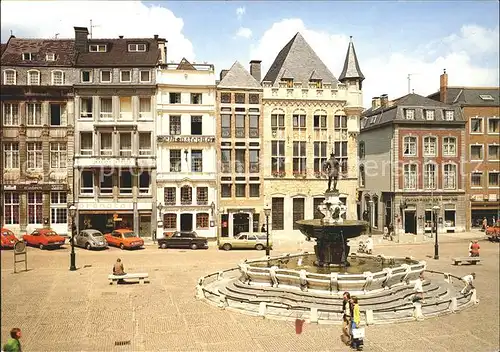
471 202 499 228
220 208 261 238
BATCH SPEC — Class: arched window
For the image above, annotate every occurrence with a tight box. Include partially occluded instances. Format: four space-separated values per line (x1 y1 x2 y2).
313 109 327 129
180 186 192 205
3 69 16 85
51 70 65 85
423 136 437 157
271 109 285 130
27 70 40 85
443 137 456 156
443 163 457 190
292 109 306 129
424 163 437 189
360 165 365 187
403 164 418 189
196 213 209 229
359 141 365 159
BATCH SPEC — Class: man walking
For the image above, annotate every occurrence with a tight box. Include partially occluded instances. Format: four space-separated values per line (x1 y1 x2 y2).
3 328 22 352
341 292 352 345
411 272 425 303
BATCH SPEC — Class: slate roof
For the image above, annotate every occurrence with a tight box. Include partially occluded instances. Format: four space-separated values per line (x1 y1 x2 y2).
428 87 500 107
0 43 6 56
262 32 338 86
338 37 364 82
361 93 464 131
75 38 160 67
1 38 75 66
217 61 261 89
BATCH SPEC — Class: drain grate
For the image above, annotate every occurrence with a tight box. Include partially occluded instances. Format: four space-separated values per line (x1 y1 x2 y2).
114 341 131 346
101 292 117 296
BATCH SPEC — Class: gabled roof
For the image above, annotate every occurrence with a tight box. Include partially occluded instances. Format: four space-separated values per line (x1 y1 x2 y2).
428 87 499 107
262 32 338 86
75 38 160 67
0 43 7 57
176 57 196 70
217 61 261 89
338 36 364 82
1 38 75 66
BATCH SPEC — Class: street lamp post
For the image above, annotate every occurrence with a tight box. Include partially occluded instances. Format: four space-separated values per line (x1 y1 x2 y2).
156 202 164 242
69 204 77 271
264 207 271 256
433 205 440 259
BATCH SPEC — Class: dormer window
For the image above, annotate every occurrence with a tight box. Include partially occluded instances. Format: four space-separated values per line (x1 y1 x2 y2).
89 44 107 52
128 43 146 52
479 94 494 101
425 110 435 120
405 109 415 120
283 79 293 88
444 110 454 121
22 53 33 61
311 79 322 88
46 53 56 61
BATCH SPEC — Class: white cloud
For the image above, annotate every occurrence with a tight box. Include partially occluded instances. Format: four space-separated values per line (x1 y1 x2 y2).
236 6 246 20
0 1 194 62
236 27 252 39
250 19 499 108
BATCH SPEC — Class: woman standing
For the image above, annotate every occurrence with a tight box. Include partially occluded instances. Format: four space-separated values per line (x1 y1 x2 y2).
350 297 363 350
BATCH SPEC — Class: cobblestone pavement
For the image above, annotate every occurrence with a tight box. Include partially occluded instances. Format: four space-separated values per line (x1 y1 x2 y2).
1 236 498 352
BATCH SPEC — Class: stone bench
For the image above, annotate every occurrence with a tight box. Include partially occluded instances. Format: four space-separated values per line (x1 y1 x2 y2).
452 257 481 265
108 273 149 285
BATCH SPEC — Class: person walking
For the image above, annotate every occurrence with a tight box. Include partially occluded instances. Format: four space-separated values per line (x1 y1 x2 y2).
461 273 476 294
470 240 480 257
350 297 363 350
341 292 352 345
411 272 425 303
3 328 22 352
482 217 487 231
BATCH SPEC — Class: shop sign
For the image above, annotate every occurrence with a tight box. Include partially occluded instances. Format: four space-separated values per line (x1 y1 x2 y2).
78 202 133 210
405 197 458 202
1 184 68 191
75 157 135 168
157 135 215 143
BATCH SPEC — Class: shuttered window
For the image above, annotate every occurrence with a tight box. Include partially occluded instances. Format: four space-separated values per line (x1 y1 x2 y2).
271 197 284 230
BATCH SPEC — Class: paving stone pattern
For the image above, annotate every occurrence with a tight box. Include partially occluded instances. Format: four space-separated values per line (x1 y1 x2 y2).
1 237 498 351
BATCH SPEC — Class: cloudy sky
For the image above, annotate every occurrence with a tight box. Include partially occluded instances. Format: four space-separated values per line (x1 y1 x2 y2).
1 1 499 107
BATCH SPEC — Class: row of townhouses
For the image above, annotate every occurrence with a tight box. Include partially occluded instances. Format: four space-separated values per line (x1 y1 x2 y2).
1 27 498 240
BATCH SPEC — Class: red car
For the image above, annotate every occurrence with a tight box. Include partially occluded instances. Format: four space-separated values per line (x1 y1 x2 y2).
104 229 144 250
23 228 66 249
1 228 19 249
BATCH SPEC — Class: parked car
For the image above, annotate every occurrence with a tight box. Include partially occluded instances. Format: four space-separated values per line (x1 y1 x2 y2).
104 229 144 250
23 229 66 250
1 228 19 249
219 232 272 251
157 231 208 250
74 229 108 250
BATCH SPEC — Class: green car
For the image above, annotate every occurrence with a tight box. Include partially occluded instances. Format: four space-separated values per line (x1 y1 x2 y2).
219 233 273 251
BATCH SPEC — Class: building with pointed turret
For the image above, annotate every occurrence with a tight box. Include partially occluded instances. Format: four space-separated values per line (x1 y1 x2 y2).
261 33 364 236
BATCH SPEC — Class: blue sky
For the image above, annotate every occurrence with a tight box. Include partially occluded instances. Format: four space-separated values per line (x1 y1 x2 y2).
1 1 498 107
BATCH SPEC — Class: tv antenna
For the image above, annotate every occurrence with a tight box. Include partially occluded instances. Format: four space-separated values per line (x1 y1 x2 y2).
90 19 100 39
407 73 420 94
54 33 60 39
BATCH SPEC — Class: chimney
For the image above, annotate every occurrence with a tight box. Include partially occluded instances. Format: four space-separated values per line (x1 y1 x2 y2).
440 69 448 103
249 60 262 82
380 94 389 108
371 96 381 110
154 34 159 40
74 26 89 53
220 69 229 81
118 35 124 39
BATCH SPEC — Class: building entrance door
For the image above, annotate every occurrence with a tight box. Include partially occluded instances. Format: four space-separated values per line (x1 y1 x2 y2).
233 213 250 237
405 210 417 234
180 214 193 231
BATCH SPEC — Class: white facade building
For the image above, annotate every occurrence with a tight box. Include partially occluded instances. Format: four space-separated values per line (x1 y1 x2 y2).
156 59 217 239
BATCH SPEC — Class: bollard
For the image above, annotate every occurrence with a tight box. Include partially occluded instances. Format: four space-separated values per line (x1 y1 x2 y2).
450 297 457 312
471 289 479 304
413 302 424 320
218 294 227 308
259 302 267 317
365 309 374 325
310 307 318 323
217 271 224 281
196 284 204 299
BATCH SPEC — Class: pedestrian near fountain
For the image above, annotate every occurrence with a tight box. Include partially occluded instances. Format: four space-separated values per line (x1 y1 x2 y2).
350 297 363 350
468 241 473 257
482 217 487 231
470 240 480 257
365 236 373 254
342 292 353 344
411 272 425 303
460 273 476 294
3 328 22 352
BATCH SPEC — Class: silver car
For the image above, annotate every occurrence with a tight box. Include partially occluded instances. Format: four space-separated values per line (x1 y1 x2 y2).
74 229 108 250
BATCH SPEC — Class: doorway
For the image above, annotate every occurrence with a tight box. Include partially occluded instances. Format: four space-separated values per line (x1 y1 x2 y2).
405 210 417 234
233 213 250 237
180 214 193 231
221 214 229 237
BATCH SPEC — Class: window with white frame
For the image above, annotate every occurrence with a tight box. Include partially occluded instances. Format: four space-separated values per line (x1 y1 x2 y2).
3 70 16 85
50 103 66 126
46 53 56 61
50 142 67 168
89 44 107 52
163 213 177 229
100 98 112 119
444 110 454 121
334 115 347 131
181 186 192 205
81 70 92 83
139 70 150 82
139 133 152 156
405 109 415 120
26 103 42 125
423 136 437 157
443 164 457 189
4 192 20 224
3 103 19 126
489 172 500 187
191 150 203 172
80 132 93 156
403 136 417 156
293 141 306 174
119 170 132 194
271 112 285 129
196 187 208 205
100 133 112 156
139 97 151 118
425 110 435 120
27 192 43 224
81 171 94 194
443 137 456 156
196 213 209 229
164 187 176 205
271 140 285 173
80 97 93 118
128 43 146 52
424 163 437 189
334 141 349 175
313 111 327 129
99 170 113 195
293 112 306 129
139 171 150 194
27 70 40 85
51 71 64 85
489 145 500 160
119 133 132 156
27 142 43 169
470 145 483 160
3 142 19 169
170 115 181 135
471 172 482 188
488 118 499 134
100 70 112 83
22 53 33 61
403 164 417 189
120 70 131 82
470 117 483 133
170 150 181 172
50 192 67 224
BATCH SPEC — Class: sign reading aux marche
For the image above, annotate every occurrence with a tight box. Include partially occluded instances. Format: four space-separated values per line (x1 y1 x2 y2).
157 135 216 143
2 184 68 191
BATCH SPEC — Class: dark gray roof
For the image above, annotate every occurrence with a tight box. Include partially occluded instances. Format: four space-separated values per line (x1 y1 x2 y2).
262 32 338 87
428 87 499 107
361 93 464 131
217 61 261 89
338 37 364 82
1 38 75 66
